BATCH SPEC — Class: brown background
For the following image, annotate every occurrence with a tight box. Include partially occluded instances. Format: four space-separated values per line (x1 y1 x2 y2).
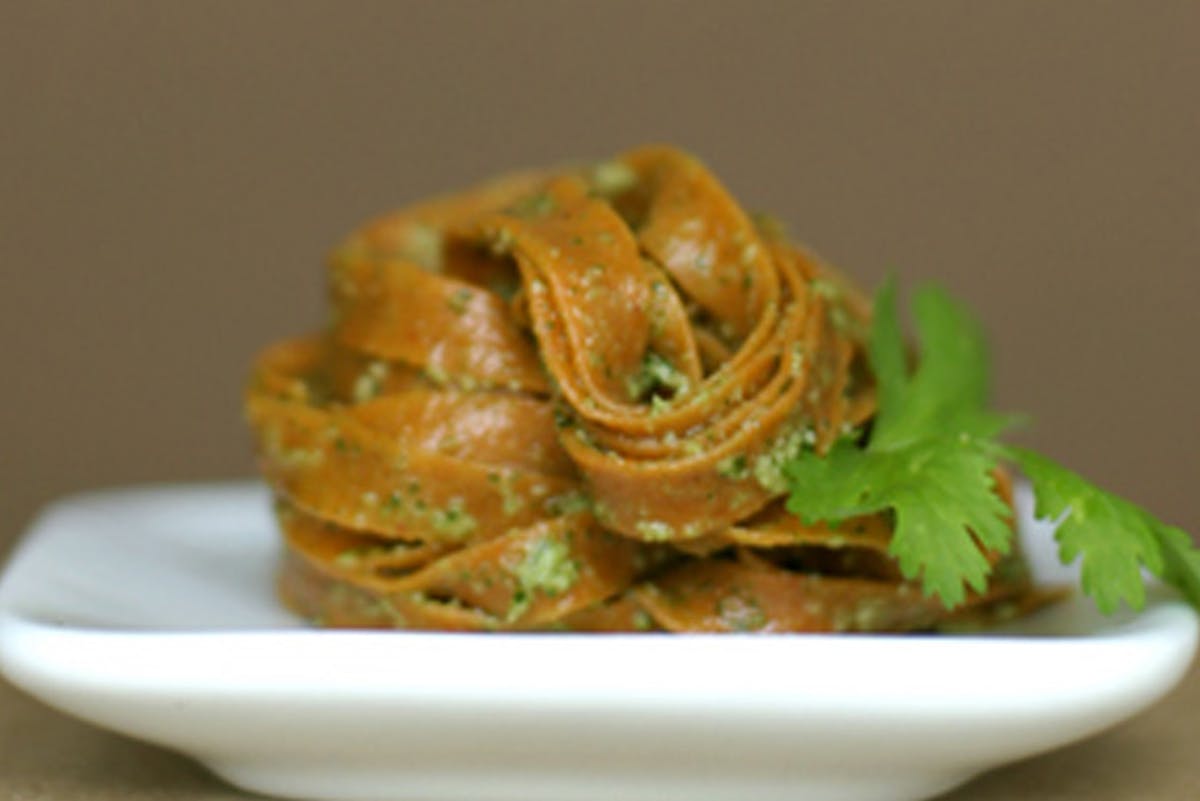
1 2 1197 799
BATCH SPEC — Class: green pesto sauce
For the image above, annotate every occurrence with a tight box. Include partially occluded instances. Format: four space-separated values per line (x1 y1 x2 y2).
789 343 806 378
423 364 450 385
831 596 892 632
508 535 581 620
429 497 477 539
626 351 690 402
332 435 362 456
447 288 473 315
351 360 390 403
511 192 557 219
489 226 515 256
400 224 443 271
716 453 750 480
740 241 760 266
262 426 325 469
589 160 639 197
487 470 526 516
753 425 815 493
716 592 767 632
544 489 592 516
634 520 675 542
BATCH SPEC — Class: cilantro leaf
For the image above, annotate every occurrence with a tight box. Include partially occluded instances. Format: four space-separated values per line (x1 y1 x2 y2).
784 274 1200 616
872 279 1016 447
1007 446 1200 613
784 277 1016 608
1158 525 1200 611
786 435 1012 607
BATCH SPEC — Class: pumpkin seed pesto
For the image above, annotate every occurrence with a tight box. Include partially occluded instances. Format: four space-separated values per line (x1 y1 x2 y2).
487 469 526 517
510 191 557 219
717 592 768 632
752 424 816 494
625 351 690 401
544 489 592 516
399 223 443 271
429 497 477 539
351 360 390 403
716 453 750 480
507 534 581 621
446 288 473 315
588 159 639 197
634 520 675 542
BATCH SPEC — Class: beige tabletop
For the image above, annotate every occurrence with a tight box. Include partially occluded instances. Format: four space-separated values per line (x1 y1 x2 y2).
2 660 1198 800
2 2 1198 798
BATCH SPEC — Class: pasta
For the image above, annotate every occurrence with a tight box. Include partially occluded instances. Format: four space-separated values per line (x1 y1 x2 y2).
245 145 1049 632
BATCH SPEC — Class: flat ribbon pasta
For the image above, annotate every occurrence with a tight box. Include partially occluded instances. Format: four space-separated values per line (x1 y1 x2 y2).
246 145 1049 632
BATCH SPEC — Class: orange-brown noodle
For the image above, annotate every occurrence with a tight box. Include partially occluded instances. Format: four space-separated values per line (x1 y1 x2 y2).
246 145 1047 632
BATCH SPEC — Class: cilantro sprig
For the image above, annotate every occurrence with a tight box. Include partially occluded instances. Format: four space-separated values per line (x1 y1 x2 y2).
784 278 1200 614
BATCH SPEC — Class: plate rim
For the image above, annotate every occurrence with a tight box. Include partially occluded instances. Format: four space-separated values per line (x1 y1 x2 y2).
1 482 1196 709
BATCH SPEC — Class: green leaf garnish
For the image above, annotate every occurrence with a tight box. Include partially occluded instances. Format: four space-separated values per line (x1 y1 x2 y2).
785 278 1015 607
786 435 1011 608
784 277 1200 614
1007 446 1200 614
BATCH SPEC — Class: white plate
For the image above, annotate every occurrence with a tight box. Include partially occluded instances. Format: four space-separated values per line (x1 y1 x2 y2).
0 482 1195 801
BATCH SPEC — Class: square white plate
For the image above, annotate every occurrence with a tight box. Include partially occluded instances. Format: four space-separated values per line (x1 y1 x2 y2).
0 482 1195 801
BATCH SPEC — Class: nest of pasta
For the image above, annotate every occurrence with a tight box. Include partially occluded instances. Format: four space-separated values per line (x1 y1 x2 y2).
246 145 1041 632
